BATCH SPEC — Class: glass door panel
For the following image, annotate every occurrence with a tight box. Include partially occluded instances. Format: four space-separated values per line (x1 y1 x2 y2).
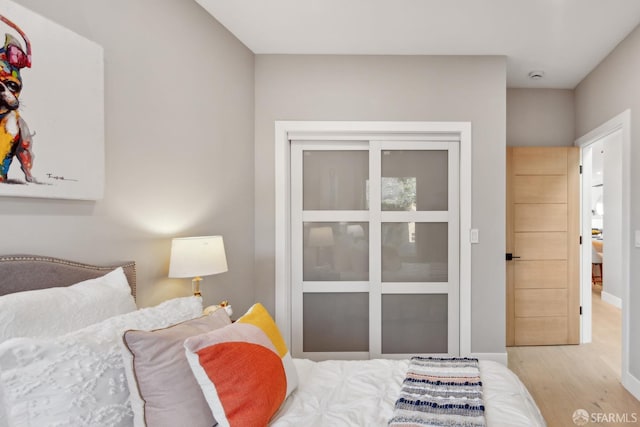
303 150 369 210
303 293 369 352
303 222 369 281
381 222 448 282
381 294 448 354
381 150 448 211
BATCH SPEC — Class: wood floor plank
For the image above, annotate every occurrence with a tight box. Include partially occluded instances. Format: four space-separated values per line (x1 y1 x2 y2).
507 289 640 427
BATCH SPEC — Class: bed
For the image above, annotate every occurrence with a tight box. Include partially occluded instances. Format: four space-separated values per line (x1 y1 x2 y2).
0 255 137 297
0 255 546 427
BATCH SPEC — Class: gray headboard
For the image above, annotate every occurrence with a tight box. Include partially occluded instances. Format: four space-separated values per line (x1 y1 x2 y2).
0 255 136 299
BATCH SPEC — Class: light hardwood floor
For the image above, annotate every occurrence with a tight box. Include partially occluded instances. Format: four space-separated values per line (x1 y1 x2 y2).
507 288 640 426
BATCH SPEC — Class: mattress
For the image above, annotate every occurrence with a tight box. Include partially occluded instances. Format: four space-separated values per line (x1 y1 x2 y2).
270 358 546 427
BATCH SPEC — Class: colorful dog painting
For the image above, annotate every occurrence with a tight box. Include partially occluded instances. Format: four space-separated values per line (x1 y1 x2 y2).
0 15 34 183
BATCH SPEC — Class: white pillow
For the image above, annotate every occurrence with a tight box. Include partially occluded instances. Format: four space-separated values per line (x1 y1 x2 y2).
0 381 5 427
0 296 203 427
0 267 137 343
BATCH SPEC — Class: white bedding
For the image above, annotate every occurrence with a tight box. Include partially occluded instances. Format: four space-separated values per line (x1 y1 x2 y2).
0 272 544 427
0 297 203 427
271 358 546 427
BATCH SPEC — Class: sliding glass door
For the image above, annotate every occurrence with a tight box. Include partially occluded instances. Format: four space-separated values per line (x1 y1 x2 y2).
290 139 459 360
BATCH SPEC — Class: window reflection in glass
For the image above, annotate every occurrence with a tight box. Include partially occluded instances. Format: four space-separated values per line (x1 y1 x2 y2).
381 150 448 211
381 177 416 211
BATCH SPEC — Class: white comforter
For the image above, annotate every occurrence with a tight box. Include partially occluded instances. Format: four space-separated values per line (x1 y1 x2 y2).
271 359 546 427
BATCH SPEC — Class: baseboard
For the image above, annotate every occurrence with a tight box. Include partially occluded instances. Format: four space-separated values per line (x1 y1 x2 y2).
622 371 640 401
470 352 508 366
601 291 622 309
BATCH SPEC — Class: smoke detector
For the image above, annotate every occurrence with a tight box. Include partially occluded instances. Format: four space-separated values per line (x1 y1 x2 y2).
528 70 545 80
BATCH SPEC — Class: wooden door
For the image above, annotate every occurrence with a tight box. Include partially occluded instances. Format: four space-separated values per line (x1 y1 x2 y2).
506 147 580 346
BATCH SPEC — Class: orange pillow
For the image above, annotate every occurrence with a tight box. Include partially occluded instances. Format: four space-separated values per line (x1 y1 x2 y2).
184 303 298 426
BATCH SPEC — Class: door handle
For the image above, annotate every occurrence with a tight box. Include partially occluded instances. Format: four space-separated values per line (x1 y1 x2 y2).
506 253 521 261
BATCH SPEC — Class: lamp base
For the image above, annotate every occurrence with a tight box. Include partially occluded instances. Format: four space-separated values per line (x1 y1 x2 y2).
203 303 233 317
192 276 202 297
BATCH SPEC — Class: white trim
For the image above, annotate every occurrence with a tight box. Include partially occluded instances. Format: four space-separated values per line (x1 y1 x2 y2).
575 109 633 399
288 131 461 142
579 145 593 343
298 351 370 361
622 372 640 403
459 124 472 357
379 140 453 150
289 140 369 150
302 211 371 222
289 141 304 356
447 139 461 356
294 282 449 295
275 121 472 357
471 352 509 366
380 283 450 294
601 291 622 309
289 133 460 142
302 282 371 293
380 211 450 223
369 143 382 357
275 121 292 346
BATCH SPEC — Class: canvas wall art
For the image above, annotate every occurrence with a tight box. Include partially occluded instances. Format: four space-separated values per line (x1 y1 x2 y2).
0 0 104 200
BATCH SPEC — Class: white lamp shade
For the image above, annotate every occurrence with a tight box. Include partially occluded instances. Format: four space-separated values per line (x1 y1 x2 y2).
168 236 228 278
308 226 334 247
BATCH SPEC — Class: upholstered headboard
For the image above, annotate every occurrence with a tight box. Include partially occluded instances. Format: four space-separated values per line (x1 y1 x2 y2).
0 255 136 299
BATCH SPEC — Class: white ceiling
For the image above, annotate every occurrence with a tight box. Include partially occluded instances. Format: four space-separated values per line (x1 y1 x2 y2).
195 0 640 88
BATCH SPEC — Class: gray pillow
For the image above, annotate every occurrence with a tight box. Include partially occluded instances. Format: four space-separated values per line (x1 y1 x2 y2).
121 309 231 427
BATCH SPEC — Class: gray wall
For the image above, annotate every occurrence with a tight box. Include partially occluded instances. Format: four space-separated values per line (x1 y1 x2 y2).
575 24 640 378
6 0 256 312
507 88 575 146
255 55 507 354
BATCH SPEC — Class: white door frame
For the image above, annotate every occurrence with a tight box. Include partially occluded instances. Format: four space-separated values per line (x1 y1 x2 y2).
274 121 472 356
575 109 639 399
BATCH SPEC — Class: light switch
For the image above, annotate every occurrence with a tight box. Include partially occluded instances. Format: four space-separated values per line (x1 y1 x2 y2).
635 230 640 248
470 228 479 244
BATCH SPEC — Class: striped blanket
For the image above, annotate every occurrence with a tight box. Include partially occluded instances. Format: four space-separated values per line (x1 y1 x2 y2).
388 357 486 427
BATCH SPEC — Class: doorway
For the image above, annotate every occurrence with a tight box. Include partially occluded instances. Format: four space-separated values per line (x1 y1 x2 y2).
274 121 473 359
582 134 623 307
575 109 636 398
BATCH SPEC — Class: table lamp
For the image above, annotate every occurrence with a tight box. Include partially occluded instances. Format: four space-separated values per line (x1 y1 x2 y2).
308 226 334 267
309 226 334 248
168 235 228 297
